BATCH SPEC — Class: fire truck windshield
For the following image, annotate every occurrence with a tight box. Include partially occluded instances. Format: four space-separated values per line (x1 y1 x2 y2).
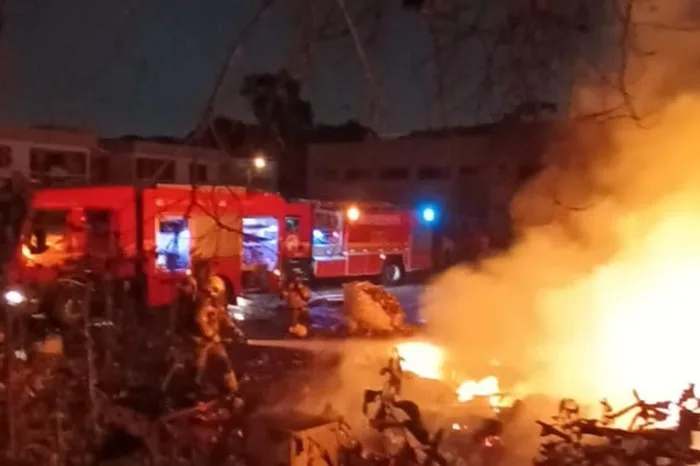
155 218 191 272
25 209 69 256
312 210 342 257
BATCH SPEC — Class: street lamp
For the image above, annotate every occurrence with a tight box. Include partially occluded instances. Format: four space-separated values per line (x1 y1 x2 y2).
247 154 268 187
253 156 267 171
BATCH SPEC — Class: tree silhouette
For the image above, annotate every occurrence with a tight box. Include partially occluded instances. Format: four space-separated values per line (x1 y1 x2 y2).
240 69 314 197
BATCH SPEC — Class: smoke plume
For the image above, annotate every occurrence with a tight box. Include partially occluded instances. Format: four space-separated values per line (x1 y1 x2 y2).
423 0 700 411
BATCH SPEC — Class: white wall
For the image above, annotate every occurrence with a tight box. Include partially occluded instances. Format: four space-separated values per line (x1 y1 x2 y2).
0 138 96 184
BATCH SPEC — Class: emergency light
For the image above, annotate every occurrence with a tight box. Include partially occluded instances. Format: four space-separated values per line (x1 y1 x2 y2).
347 205 361 222
422 207 436 223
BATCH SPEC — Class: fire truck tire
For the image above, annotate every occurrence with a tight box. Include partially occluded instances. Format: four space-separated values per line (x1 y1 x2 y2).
51 280 87 327
380 261 404 286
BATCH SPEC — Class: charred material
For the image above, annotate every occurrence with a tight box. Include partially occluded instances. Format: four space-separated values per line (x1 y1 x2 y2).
361 349 450 466
535 385 700 466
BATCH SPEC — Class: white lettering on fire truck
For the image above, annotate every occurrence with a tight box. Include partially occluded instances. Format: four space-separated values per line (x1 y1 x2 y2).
357 214 402 226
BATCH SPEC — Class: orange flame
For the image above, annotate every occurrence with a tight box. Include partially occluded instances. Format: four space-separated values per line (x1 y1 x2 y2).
394 342 516 410
456 376 500 402
394 341 445 380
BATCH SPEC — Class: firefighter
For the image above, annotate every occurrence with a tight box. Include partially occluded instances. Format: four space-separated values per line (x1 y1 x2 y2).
186 258 244 396
281 274 311 337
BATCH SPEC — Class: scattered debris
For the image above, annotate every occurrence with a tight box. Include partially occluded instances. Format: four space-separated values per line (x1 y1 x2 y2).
535 385 700 466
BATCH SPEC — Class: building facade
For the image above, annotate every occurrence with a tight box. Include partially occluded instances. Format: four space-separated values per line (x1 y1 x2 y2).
0 126 104 186
307 124 549 246
99 138 278 190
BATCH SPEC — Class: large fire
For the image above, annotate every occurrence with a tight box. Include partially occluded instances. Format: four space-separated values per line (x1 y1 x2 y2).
539 209 700 409
417 95 700 431
394 341 515 410
398 208 700 428
394 341 445 380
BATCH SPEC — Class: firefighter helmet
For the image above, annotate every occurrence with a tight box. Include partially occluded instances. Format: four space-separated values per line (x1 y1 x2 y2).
207 275 227 301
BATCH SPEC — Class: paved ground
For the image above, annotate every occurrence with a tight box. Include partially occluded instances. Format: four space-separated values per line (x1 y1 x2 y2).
232 284 424 339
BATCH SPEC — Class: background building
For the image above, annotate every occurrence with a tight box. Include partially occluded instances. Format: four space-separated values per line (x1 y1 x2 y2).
0 125 103 186
307 123 549 249
101 138 278 190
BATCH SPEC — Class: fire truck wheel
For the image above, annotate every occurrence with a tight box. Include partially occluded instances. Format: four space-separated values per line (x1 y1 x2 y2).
52 281 87 327
380 262 404 286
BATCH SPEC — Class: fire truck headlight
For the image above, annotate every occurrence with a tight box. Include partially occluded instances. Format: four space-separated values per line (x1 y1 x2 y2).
347 206 361 222
4 289 26 306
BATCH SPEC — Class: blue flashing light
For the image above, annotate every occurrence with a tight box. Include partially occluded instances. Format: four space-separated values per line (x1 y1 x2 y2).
421 206 437 223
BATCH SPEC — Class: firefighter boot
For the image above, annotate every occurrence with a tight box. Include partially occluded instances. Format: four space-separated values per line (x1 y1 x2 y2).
288 305 309 337
288 323 309 338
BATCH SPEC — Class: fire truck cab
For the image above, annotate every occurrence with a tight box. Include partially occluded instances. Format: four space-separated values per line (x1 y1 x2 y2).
280 201 433 285
10 184 287 309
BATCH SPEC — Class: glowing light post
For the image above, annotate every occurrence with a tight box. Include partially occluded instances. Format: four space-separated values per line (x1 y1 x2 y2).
247 153 268 187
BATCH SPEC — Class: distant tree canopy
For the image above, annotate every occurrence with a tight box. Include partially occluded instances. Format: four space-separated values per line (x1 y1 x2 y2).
239 69 313 148
310 119 376 143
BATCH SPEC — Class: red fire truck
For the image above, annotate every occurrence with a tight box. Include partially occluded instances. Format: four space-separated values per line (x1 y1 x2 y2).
5 186 433 314
9 184 287 308
280 201 433 285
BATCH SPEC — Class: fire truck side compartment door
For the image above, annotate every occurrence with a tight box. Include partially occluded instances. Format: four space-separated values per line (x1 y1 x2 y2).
408 221 433 270
190 214 242 259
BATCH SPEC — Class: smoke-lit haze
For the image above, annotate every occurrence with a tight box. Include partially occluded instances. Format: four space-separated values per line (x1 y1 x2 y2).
423 0 700 412
270 3 700 461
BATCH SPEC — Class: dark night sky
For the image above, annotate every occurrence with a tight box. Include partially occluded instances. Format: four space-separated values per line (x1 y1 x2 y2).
0 0 436 137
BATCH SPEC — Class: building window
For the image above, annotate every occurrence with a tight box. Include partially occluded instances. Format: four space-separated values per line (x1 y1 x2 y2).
189 162 208 184
417 166 448 180
30 148 87 182
136 157 175 183
345 168 372 181
314 168 339 181
0 145 12 168
379 167 409 180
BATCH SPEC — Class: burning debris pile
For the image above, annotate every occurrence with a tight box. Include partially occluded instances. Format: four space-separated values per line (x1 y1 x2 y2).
535 385 700 466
